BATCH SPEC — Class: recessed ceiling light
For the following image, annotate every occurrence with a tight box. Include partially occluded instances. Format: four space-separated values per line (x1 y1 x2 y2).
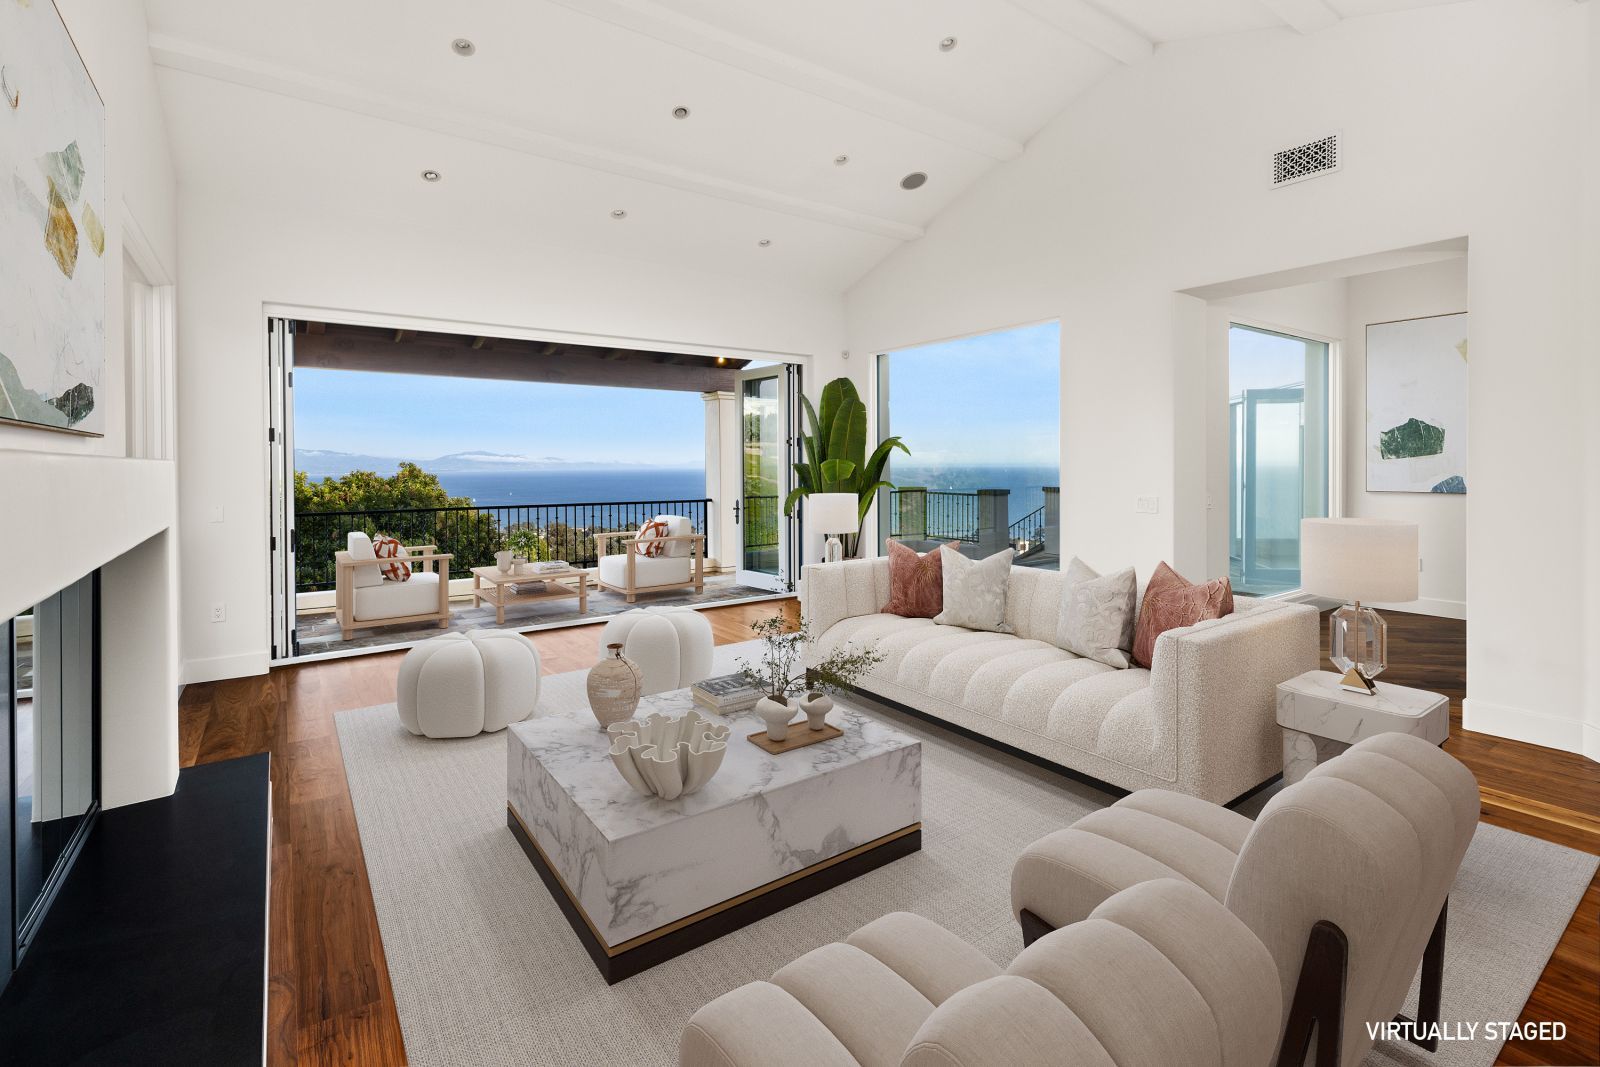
939 36 958 52
834 154 849 166
900 171 928 190
610 208 627 219
451 38 476 56
757 238 771 247
420 169 442 182
672 106 691 119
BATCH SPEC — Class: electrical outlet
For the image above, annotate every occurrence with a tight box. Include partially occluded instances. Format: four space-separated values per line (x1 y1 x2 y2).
209 505 225 524
210 603 226 623
1135 496 1160 515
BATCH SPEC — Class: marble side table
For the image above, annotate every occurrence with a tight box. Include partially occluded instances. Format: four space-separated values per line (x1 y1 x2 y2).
507 688 921 983
1275 670 1449 784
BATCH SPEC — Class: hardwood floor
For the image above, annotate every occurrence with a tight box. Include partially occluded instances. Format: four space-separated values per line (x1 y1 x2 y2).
176 601 1598 1067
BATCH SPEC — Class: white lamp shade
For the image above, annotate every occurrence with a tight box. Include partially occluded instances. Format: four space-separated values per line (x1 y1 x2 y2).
807 493 858 535
1300 518 1419 603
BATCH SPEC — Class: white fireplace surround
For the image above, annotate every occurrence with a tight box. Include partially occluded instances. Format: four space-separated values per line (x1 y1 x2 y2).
0 450 181 808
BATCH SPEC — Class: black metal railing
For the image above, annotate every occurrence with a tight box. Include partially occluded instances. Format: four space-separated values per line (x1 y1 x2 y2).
743 494 780 550
888 489 981 543
294 498 710 592
1008 504 1046 547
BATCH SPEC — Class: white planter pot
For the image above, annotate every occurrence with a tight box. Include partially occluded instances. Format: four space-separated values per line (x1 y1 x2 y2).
801 692 833 731
756 695 798 742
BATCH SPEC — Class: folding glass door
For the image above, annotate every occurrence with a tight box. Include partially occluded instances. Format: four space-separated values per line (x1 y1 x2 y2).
735 364 800 591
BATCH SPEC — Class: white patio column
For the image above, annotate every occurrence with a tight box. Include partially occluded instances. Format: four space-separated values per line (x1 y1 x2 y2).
701 391 740 574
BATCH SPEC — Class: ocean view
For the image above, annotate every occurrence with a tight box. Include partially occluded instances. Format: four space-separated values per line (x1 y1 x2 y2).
432 464 1060 522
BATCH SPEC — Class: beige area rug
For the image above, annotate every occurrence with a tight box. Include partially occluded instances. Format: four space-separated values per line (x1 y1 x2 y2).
335 643 1597 1067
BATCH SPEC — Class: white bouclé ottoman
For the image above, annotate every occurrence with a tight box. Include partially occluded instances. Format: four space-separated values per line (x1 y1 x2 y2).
397 630 541 738
598 607 714 696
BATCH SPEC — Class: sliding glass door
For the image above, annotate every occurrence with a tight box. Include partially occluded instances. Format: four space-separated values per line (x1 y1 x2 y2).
1228 325 1330 596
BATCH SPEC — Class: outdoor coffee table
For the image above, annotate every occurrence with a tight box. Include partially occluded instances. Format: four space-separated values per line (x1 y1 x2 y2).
469 564 588 624
506 688 922 983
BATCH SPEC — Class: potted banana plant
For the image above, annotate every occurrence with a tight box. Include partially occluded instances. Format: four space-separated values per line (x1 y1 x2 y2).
782 377 909 558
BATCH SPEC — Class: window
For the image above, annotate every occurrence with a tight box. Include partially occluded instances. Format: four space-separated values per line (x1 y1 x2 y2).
1228 324 1330 596
876 322 1061 568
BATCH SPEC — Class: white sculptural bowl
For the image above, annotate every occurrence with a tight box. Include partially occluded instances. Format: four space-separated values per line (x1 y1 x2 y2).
606 710 731 801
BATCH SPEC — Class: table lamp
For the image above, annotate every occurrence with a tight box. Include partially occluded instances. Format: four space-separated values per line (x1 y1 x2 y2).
1300 518 1419 694
807 493 858 564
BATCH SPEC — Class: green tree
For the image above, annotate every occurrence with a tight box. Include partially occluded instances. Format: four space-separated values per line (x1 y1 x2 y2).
294 464 502 590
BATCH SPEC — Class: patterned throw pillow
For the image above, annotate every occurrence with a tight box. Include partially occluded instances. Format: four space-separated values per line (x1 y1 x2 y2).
882 539 959 619
633 520 670 558
1055 557 1137 668
1130 562 1233 668
372 535 411 582
933 546 1015 633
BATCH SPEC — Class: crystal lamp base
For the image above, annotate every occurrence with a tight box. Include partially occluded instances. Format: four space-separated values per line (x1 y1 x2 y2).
1329 602 1388 693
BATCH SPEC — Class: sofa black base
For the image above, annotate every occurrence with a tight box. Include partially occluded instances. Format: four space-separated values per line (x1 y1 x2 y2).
842 685 1280 810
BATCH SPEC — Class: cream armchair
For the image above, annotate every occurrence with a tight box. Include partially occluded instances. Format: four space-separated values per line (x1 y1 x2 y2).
680 878 1281 1067
334 531 453 640
593 514 705 603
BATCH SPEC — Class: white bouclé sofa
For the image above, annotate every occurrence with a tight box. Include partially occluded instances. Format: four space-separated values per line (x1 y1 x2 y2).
802 559 1318 805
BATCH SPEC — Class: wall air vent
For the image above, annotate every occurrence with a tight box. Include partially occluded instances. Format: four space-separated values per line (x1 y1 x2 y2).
1271 132 1341 187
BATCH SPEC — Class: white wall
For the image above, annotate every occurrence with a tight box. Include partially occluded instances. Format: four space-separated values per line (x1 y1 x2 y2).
0 3 181 806
1586 3 1600 764
845 0 1594 756
1342 258 1468 618
176 189 846 682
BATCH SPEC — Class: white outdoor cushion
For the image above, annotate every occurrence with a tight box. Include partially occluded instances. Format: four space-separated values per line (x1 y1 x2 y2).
654 514 694 559
598 552 693 589
353 571 441 621
599 607 714 695
346 531 384 588
396 629 541 738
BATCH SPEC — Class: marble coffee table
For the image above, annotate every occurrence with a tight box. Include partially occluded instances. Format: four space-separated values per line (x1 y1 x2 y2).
1276 670 1449 784
506 688 922 983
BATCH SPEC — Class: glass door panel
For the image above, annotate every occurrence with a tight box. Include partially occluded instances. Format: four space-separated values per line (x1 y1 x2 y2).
736 367 790 591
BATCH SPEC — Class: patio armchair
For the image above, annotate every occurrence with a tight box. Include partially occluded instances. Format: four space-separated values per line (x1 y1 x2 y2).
334 531 453 640
592 515 705 603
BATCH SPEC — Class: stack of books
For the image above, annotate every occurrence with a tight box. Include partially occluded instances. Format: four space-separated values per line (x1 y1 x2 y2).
530 560 570 574
692 673 762 713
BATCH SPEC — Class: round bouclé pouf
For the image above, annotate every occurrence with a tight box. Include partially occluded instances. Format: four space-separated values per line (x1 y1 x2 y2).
598 607 714 696
397 630 541 738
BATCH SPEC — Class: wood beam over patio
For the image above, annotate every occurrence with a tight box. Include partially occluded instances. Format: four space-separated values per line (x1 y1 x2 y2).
294 321 751 393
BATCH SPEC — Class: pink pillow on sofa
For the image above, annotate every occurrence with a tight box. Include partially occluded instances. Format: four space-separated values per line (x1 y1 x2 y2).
882 540 958 619
1130 561 1233 668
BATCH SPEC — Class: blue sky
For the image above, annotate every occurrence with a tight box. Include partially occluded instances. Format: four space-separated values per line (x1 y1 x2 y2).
294 369 707 465
1228 324 1325 396
883 320 1060 467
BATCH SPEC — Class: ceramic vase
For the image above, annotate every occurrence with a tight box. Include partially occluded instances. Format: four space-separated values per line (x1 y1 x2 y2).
756 695 798 742
606 711 731 800
587 643 642 729
801 692 833 731
494 550 514 573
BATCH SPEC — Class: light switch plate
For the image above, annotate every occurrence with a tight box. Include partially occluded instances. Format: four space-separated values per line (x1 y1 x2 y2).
1135 496 1160 514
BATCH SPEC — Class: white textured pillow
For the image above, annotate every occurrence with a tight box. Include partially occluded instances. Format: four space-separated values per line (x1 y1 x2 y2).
933 546 1015 633
1055 557 1137 668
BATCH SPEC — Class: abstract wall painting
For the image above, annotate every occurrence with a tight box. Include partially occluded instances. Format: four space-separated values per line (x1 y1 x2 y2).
0 0 105 436
1366 312 1468 494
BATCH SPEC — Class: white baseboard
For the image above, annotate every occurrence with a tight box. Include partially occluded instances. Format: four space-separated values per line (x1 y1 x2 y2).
182 650 270 685
1462 696 1589 755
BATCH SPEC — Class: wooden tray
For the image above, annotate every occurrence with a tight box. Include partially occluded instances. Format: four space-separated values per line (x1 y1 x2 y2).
747 723 843 755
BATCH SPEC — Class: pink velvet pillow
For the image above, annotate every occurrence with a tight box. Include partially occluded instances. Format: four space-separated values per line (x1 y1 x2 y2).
1130 562 1234 668
882 540 958 619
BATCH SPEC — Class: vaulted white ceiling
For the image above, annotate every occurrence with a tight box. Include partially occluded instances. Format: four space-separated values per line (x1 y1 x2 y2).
146 0 1470 292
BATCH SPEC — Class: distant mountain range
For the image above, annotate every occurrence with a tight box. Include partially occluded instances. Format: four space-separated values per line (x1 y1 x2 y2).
295 449 645 478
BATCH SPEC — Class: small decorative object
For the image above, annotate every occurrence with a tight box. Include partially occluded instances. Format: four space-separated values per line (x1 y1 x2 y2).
801 691 833 731
1366 312 1468 493
755 695 797 741
737 612 884 749
807 493 858 564
495 550 514 573
1300 518 1419 693
512 556 530 575
606 711 730 800
587 643 643 729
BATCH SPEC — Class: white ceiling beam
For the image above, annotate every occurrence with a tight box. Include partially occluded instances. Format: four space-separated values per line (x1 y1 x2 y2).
1000 0 1154 66
1258 0 1343 34
148 34 924 243
541 0 1023 162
